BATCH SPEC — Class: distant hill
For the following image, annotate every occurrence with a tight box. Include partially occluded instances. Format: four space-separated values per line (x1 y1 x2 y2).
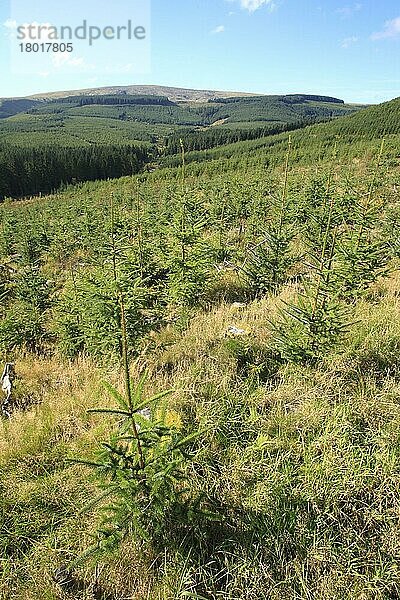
0 85 367 125
24 84 259 103
2 83 366 105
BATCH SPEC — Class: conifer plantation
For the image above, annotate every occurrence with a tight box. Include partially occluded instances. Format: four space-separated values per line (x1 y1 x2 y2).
0 92 400 599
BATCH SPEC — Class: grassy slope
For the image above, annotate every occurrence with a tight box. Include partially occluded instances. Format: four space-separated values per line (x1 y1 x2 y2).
1 97 400 599
2 275 400 599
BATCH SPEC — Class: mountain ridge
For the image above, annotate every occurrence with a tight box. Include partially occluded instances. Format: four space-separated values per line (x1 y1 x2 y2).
1 84 359 105
4 84 259 103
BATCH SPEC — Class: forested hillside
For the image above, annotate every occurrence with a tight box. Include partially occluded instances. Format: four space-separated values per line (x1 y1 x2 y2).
0 91 366 200
162 96 400 169
0 95 400 599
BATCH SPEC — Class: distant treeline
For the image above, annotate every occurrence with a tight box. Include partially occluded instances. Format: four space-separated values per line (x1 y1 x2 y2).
212 94 345 105
56 95 174 107
165 119 318 154
0 143 149 200
281 94 345 105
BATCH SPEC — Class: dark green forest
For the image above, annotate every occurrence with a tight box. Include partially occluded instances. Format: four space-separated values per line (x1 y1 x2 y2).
0 143 149 198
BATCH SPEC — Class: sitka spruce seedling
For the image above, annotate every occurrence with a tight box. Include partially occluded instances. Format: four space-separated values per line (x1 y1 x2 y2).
76 292 215 560
334 139 391 300
272 195 350 363
272 282 350 363
167 141 214 306
242 136 298 297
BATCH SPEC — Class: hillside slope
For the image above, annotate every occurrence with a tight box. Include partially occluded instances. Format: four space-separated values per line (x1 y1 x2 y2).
0 91 367 199
1 93 400 599
25 84 260 102
162 96 400 169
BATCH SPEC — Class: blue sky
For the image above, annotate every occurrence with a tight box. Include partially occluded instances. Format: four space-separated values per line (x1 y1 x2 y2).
1 0 399 102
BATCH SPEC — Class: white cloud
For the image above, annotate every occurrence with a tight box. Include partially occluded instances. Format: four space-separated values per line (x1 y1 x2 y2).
101 62 138 74
52 53 85 68
371 17 400 41
336 3 362 18
231 0 277 13
211 25 225 34
3 19 18 39
341 35 359 48
3 19 17 29
116 63 135 73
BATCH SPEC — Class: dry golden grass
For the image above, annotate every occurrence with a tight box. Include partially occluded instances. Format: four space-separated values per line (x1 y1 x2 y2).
2 272 400 598
0 355 104 462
